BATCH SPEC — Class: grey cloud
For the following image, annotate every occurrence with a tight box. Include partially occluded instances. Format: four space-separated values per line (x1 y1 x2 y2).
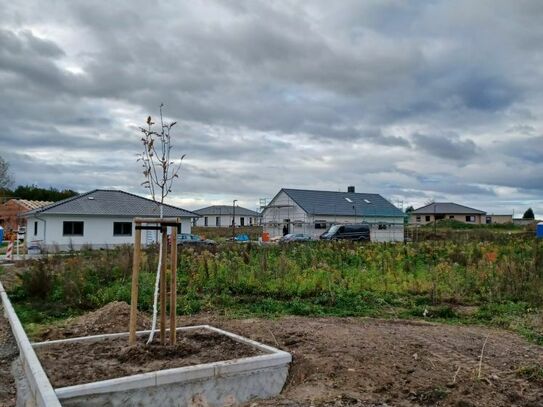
1 0 543 216
412 133 478 160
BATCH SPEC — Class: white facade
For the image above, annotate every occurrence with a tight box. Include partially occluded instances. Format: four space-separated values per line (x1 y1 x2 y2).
195 214 258 228
262 191 404 242
26 214 192 251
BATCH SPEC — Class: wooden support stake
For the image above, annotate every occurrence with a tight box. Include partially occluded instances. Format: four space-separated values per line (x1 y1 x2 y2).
129 224 142 345
170 222 178 344
160 228 168 345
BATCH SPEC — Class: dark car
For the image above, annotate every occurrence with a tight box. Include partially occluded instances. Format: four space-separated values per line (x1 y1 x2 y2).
177 233 216 246
320 223 370 242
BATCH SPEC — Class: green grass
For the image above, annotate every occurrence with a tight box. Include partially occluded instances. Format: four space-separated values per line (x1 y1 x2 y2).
7 236 543 344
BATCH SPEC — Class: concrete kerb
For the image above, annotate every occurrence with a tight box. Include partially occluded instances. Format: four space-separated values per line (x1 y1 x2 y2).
0 280 62 407
31 325 292 401
1 280 291 406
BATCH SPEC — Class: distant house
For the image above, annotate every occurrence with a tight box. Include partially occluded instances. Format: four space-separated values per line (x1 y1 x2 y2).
261 187 405 242
23 189 198 251
194 205 261 228
0 199 53 233
410 202 487 225
485 214 513 224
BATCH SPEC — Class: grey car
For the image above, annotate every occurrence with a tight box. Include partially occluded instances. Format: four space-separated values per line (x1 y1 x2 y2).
177 233 216 246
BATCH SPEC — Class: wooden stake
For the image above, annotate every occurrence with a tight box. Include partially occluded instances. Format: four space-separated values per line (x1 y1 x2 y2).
159 228 168 345
170 221 178 344
129 223 142 345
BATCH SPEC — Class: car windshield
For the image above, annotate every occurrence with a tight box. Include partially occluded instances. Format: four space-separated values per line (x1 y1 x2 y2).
325 225 341 235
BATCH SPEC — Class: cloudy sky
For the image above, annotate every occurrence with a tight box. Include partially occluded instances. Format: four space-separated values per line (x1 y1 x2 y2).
1 0 542 216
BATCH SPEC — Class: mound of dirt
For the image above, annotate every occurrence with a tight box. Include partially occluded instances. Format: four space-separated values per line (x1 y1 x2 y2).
36 301 151 341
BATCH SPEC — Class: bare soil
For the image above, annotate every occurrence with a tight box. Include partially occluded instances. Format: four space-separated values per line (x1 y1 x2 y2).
0 303 18 407
36 329 261 388
31 303 543 406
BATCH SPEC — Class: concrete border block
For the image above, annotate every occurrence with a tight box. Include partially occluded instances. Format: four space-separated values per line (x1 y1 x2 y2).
33 325 291 406
0 281 62 407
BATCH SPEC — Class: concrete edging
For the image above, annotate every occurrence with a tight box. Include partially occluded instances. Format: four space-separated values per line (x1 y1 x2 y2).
32 325 291 402
0 281 62 407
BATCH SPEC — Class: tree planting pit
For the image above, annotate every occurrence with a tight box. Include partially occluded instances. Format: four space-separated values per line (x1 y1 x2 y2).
31 325 291 407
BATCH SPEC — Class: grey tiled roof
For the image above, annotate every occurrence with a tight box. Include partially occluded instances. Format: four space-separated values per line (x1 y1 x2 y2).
412 202 485 215
278 188 405 217
23 190 198 218
194 205 261 217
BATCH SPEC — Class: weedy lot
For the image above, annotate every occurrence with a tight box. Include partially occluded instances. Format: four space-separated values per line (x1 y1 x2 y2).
3 233 542 343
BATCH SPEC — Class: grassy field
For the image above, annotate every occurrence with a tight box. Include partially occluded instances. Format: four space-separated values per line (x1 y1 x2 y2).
3 233 543 343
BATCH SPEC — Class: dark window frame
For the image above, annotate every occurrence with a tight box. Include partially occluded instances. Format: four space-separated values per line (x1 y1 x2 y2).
204 216 208 226
240 217 245 226
63 221 84 236
34 221 38 236
425 215 431 222
113 222 132 236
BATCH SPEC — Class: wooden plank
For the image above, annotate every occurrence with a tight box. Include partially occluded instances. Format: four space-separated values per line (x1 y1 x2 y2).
170 221 178 344
129 226 142 345
133 217 182 224
159 229 168 345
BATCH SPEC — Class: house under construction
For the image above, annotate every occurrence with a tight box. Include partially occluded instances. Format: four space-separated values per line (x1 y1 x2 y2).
261 187 405 242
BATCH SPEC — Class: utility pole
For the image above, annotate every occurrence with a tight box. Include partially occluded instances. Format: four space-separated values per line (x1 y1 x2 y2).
232 199 237 239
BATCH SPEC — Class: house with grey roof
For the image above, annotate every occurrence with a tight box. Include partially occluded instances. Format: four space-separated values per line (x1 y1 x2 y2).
261 186 405 242
194 205 261 228
410 202 486 225
23 189 198 251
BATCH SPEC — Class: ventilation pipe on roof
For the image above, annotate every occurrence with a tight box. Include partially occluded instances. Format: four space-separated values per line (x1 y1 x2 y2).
347 186 355 193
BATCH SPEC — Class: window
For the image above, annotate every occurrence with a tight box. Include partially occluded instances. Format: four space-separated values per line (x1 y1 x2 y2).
378 224 387 230
315 221 327 229
449 215 454 219
63 221 84 236
425 215 431 222
486 216 491 224
465 215 475 222
204 217 208 226
113 222 132 236
364 199 371 204
215 216 220 226
435 214 445 220
416 216 421 222
345 197 353 203
249 217 253 226
34 221 38 236
240 217 245 226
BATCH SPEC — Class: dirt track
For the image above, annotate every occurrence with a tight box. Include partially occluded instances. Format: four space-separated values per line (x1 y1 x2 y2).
33 304 543 406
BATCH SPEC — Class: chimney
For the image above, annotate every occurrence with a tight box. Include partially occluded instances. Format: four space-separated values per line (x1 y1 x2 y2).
347 186 355 193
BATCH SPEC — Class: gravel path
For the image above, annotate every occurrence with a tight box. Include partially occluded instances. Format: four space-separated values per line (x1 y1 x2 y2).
0 302 18 407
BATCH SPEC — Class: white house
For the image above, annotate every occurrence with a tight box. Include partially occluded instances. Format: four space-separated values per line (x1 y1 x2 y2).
262 187 405 242
23 189 199 251
194 205 261 228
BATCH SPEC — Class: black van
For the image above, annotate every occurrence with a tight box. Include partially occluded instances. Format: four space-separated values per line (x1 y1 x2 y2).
320 223 370 241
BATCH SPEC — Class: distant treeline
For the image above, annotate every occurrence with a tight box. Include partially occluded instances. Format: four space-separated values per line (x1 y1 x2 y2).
0 185 78 202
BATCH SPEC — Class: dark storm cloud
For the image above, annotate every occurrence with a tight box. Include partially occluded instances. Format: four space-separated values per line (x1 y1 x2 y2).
1 0 543 215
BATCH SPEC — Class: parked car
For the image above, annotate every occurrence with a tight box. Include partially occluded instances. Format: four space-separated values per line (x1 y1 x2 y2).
280 233 313 243
177 233 216 246
320 223 370 242
233 233 250 243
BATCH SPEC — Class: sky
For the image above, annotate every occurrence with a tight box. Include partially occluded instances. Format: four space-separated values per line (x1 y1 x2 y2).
0 0 542 217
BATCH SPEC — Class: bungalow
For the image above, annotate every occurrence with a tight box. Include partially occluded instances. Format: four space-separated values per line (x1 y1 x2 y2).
261 187 405 242
410 202 486 225
194 205 261 228
23 189 198 251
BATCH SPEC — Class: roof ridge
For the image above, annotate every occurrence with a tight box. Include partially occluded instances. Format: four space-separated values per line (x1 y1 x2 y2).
114 189 199 217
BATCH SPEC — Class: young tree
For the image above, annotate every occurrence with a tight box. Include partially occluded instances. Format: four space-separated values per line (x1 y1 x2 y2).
405 205 414 214
137 104 185 343
0 155 13 191
523 208 535 220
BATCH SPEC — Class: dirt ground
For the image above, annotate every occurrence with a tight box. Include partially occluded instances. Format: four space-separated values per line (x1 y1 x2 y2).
36 329 261 388
31 302 543 406
0 303 18 407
